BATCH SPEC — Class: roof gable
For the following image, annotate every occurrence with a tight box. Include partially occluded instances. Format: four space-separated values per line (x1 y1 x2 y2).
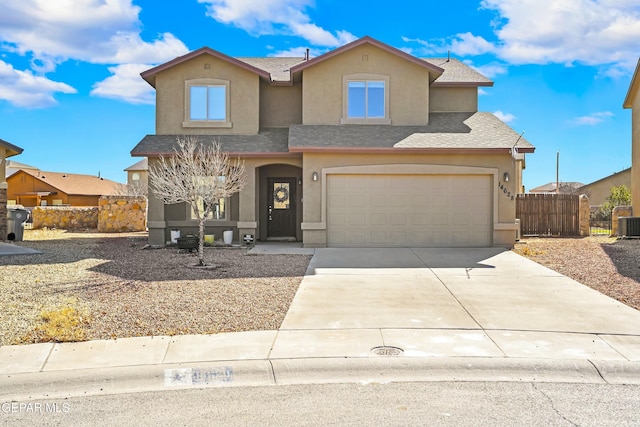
12 169 121 196
290 36 445 83
141 47 272 87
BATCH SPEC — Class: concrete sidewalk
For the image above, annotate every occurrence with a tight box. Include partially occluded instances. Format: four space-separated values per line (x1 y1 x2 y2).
2 246 640 399
0 242 42 256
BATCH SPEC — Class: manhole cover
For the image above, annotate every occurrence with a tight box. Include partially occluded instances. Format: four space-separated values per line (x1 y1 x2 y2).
371 346 404 356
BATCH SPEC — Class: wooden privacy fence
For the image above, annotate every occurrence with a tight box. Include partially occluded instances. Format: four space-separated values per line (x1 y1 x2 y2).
516 194 580 236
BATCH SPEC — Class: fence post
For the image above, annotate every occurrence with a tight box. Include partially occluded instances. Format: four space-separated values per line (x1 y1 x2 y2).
579 194 590 236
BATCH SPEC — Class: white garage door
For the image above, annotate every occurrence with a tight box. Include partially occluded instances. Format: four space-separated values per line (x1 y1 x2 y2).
327 174 492 247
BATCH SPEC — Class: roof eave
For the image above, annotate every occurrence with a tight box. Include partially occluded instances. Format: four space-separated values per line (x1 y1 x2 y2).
432 81 494 88
623 58 640 109
288 146 535 154
140 47 272 88
290 36 445 78
0 138 24 157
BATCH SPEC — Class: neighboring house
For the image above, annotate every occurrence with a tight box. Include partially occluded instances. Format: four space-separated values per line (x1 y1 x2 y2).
125 158 148 185
5 160 38 178
132 36 535 248
1 138 24 241
529 182 585 195
623 58 640 215
7 169 121 207
124 158 148 196
577 168 631 207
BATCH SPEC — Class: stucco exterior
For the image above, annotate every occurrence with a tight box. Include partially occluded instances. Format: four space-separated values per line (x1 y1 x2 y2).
133 36 533 248
624 58 640 215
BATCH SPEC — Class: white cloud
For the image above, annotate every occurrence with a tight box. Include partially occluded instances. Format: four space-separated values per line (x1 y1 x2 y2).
464 60 508 78
0 60 76 108
0 0 188 105
571 111 614 126
480 0 640 70
198 0 356 47
402 34 495 57
90 64 154 104
494 110 516 123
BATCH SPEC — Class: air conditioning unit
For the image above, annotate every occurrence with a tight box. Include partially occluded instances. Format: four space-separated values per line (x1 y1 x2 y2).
618 217 640 238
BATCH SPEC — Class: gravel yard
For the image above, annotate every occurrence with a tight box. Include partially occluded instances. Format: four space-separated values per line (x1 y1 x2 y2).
2 231 639 347
0 229 311 346
514 236 640 311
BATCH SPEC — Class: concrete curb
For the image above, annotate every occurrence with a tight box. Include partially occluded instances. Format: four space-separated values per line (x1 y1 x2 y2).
4 357 640 400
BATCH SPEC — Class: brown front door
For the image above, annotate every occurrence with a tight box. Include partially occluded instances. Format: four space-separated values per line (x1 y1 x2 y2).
267 178 296 238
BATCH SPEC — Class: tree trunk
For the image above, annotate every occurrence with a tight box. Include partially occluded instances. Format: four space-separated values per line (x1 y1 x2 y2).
197 217 206 266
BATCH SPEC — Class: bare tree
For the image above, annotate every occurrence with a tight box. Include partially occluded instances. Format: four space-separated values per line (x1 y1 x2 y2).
114 180 148 197
148 136 246 266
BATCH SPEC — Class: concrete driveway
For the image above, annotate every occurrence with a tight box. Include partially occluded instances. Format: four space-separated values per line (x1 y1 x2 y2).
274 248 640 361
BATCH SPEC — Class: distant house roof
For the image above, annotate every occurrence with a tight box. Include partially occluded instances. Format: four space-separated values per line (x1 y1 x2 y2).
0 138 24 157
6 160 37 170
140 36 492 88
124 158 148 172
530 182 585 194
12 169 121 196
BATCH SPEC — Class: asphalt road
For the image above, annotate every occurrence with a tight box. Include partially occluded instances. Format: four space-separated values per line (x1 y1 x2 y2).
3 381 640 426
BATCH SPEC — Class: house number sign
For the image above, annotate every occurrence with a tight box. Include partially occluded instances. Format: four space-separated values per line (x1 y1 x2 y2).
498 181 515 201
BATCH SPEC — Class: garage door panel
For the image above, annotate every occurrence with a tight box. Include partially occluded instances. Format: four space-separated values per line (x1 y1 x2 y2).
327 174 492 247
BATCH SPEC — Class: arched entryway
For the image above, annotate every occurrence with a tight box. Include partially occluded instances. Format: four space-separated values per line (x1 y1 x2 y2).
257 164 302 241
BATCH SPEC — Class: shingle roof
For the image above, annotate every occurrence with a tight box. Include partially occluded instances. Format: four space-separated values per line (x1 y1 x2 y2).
131 128 291 157
139 37 491 87
237 57 305 83
132 114 534 156
124 158 148 171
15 169 122 196
424 58 493 86
288 113 533 152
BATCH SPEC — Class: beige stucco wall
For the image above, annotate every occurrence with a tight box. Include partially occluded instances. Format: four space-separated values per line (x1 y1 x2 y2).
260 81 302 127
430 87 478 112
632 93 640 215
301 44 432 125
301 152 519 247
579 169 631 207
154 54 260 135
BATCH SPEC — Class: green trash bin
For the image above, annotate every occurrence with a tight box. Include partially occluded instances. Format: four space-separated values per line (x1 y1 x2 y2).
7 208 29 241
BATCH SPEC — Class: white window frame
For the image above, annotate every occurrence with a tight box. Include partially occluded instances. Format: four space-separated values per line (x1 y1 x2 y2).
183 78 232 128
341 73 391 125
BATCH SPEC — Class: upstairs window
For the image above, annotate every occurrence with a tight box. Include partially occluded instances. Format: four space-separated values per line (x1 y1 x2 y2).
348 81 385 118
342 74 390 124
190 85 226 121
184 79 231 128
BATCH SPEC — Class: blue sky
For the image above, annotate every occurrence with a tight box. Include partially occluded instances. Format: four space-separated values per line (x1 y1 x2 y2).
0 0 638 191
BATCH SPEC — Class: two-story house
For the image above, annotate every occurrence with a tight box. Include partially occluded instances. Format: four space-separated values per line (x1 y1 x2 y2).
132 36 534 248
624 58 639 216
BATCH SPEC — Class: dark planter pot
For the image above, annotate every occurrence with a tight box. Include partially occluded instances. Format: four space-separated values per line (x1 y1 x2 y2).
177 235 199 250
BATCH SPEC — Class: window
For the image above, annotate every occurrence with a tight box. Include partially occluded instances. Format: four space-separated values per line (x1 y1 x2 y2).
342 74 390 124
184 79 231 128
348 81 385 118
190 85 225 121
190 176 227 220
131 173 140 181
192 197 226 220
